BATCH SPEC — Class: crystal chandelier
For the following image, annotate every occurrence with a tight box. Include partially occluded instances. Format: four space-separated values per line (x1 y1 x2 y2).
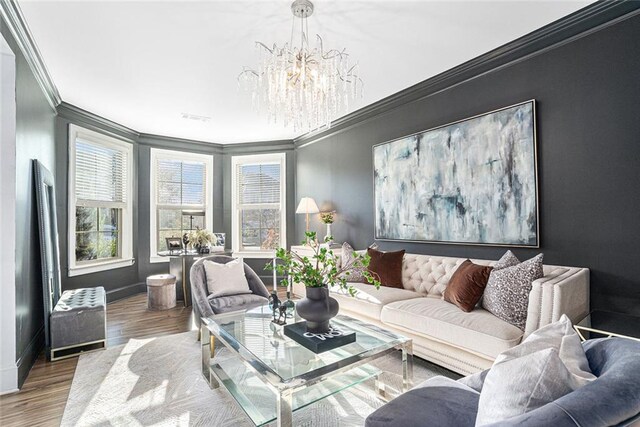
239 0 362 133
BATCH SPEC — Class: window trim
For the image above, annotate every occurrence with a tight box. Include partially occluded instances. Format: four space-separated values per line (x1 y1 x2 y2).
149 148 214 263
68 124 134 277
231 153 287 258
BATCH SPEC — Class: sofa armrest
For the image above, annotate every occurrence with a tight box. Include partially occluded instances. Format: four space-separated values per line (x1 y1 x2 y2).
524 267 590 337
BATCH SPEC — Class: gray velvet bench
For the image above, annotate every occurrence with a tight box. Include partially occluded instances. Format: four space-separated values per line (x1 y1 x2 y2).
50 287 107 360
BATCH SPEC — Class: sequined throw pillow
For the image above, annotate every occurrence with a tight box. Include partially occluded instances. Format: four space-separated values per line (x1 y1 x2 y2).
482 253 544 331
492 250 521 270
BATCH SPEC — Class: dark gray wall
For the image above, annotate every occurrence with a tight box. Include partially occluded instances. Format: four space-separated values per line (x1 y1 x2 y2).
295 11 640 316
1 21 57 387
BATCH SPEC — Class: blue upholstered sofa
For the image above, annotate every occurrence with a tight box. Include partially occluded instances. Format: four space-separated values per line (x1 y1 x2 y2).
365 338 640 427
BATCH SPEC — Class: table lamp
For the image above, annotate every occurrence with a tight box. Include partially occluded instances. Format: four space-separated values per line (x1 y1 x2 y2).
296 197 319 244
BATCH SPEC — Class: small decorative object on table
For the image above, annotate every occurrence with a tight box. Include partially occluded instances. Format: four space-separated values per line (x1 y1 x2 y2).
186 227 217 254
267 231 380 335
282 290 295 318
319 211 336 243
284 321 356 353
212 233 226 251
165 237 183 255
268 291 287 325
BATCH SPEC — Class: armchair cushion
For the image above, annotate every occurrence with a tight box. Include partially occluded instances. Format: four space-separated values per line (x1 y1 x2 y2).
365 376 479 427
207 293 268 314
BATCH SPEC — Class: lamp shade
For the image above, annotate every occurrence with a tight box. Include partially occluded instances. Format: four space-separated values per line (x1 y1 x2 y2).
296 197 320 214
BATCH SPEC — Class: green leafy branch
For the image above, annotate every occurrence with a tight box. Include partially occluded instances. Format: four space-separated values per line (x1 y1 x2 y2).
265 231 380 297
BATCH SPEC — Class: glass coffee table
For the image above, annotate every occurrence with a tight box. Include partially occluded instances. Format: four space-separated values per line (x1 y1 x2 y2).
201 305 413 427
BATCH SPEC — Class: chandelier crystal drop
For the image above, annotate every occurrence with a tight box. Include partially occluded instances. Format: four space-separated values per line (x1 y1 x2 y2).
239 0 362 133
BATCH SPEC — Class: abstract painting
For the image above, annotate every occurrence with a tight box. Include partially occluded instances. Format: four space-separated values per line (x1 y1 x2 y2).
373 100 538 247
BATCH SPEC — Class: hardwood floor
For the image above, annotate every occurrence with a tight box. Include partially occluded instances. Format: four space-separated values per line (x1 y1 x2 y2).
0 293 193 427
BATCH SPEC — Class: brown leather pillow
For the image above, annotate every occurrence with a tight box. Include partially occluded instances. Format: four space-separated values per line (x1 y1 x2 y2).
444 260 493 312
367 248 405 288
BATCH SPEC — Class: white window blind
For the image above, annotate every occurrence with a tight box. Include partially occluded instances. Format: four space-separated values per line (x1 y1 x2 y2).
156 159 206 206
232 153 286 255
75 139 127 206
149 149 213 262
237 163 281 205
68 125 134 276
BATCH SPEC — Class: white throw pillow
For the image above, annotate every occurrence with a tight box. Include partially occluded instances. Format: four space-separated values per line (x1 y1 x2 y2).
203 258 252 298
475 315 595 426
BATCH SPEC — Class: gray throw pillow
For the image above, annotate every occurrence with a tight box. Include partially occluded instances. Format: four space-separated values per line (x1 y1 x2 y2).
340 242 366 283
204 258 252 298
482 253 544 330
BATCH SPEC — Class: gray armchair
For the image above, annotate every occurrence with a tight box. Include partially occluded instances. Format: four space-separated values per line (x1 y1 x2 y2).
190 255 270 328
365 337 640 427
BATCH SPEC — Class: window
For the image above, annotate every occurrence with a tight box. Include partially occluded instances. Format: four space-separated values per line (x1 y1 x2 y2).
150 148 213 262
232 153 286 256
68 125 133 276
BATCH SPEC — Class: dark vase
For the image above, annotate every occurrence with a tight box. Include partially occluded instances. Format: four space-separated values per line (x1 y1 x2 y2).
296 286 339 333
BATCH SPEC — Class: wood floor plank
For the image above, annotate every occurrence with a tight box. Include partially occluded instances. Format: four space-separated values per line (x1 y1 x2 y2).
0 293 193 427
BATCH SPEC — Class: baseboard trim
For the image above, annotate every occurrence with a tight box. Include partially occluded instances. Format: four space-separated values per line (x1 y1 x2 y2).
0 365 18 395
15 326 44 389
106 282 146 302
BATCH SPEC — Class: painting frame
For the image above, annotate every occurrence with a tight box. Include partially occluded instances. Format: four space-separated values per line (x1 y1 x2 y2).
372 100 539 248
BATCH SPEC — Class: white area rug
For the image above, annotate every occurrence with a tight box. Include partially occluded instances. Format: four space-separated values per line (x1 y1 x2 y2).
62 332 458 426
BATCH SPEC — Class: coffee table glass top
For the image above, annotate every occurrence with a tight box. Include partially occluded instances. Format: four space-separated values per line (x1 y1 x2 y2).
201 304 409 384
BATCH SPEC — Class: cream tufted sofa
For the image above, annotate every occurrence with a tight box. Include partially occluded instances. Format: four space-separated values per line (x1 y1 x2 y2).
293 253 590 376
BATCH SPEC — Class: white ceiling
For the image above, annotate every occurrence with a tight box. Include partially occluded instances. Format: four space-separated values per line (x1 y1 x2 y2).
19 0 591 144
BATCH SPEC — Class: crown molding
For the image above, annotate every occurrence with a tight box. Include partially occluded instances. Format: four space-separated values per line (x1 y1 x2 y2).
57 102 139 142
294 0 640 148
0 0 61 110
58 101 293 154
138 133 224 154
223 140 295 154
